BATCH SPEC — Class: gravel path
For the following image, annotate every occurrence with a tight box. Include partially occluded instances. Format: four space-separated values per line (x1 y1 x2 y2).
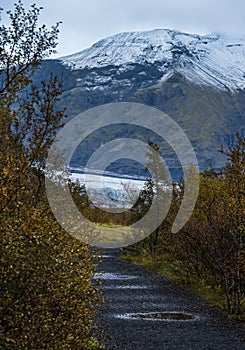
94 249 245 350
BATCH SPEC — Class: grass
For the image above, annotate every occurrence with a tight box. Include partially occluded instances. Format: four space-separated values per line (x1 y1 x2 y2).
121 252 226 311
92 223 136 247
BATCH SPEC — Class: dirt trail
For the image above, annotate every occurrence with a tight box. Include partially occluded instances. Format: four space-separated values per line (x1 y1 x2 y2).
94 249 245 350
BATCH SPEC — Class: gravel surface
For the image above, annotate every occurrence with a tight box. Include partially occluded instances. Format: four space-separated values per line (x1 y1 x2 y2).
94 249 245 350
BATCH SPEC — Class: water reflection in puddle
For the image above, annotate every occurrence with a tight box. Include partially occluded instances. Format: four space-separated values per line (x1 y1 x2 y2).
95 255 114 259
93 272 138 280
103 285 149 289
115 311 200 322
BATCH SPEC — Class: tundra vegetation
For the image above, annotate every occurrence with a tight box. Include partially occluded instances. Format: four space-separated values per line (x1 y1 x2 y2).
0 2 102 349
122 135 245 317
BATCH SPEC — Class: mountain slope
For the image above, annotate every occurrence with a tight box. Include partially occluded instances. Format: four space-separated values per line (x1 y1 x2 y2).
34 29 245 176
61 29 245 91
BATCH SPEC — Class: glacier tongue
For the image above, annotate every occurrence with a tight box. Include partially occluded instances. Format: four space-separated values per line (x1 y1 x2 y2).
60 28 245 91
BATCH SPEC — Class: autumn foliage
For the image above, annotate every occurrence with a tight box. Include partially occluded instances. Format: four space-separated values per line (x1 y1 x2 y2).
124 135 245 316
0 2 102 349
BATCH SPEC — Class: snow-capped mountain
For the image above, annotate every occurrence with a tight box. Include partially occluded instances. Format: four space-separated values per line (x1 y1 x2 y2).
61 29 245 91
33 29 245 176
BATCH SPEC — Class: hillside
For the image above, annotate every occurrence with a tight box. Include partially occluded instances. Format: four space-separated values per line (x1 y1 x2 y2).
35 29 245 177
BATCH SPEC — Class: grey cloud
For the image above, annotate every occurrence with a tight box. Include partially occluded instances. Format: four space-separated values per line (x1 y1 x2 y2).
1 0 244 56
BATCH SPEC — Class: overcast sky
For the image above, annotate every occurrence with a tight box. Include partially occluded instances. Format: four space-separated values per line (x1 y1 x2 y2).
1 0 245 57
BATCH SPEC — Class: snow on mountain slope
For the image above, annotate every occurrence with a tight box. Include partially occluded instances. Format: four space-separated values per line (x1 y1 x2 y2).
60 29 245 91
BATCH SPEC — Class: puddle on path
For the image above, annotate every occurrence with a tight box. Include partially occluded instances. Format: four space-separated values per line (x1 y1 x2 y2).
115 311 200 322
94 255 114 259
103 284 149 289
93 272 138 280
